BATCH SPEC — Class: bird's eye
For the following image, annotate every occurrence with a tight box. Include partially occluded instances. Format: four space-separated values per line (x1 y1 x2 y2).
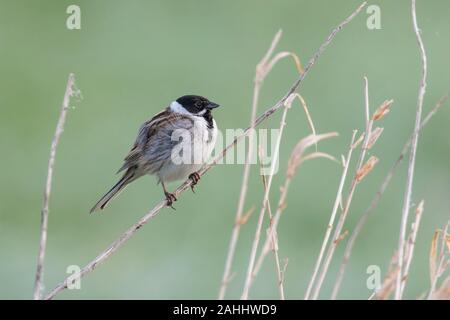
195 101 202 108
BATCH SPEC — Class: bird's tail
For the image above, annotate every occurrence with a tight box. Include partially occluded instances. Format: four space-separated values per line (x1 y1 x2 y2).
90 169 136 213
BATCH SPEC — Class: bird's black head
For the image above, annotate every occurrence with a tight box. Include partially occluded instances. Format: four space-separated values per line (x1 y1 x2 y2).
175 95 220 115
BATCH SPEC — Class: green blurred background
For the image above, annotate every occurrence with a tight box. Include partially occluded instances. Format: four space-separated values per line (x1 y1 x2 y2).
0 0 449 299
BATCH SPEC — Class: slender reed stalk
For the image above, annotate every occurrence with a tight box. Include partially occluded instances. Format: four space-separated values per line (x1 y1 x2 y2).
253 133 338 283
33 74 78 300
304 131 357 299
427 221 449 299
331 91 450 299
311 77 377 299
257 146 286 299
218 30 281 300
308 76 374 300
400 200 424 296
241 97 291 300
396 0 428 300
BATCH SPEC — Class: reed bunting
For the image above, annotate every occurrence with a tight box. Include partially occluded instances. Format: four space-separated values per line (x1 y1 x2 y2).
90 95 220 212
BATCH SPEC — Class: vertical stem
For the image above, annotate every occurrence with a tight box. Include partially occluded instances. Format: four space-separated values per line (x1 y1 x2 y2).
33 74 76 300
311 77 372 300
396 0 427 300
218 30 282 300
304 131 357 299
241 102 290 300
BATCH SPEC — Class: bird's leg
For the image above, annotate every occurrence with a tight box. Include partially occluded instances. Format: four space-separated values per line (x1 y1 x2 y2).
188 172 201 193
161 181 177 209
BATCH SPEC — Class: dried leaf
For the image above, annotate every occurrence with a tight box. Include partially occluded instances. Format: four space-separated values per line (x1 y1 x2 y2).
237 206 255 225
373 99 394 121
284 94 318 150
287 132 338 178
430 230 441 284
355 156 379 183
265 51 304 79
416 200 425 216
446 235 450 253
296 94 317 149
334 230 349 245
351 132 364 149
430 276 450 300
376 267 399 300
299 152 337 165
289 52 304 74
367 127 384 149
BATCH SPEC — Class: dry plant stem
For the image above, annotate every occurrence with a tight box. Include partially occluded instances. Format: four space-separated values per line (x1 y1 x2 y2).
311 77 373 300
44 2 366 300
331 91 450 299
218 30 282 300
253 179 291 278
304 131 357 299
253 133 338 280
427 221 449 299
241 101 290 300
395 0 427 300
272 228 285 300
400 200 424 296
33 74 76 300
258 157 285 300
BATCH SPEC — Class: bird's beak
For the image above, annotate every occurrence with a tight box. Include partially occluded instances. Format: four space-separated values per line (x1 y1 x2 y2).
207 101 220 109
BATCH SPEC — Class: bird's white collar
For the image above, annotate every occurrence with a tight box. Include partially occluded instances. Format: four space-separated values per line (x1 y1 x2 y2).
170 101 189 115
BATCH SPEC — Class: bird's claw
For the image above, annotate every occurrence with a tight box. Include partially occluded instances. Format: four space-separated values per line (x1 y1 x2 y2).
164 192 177 210
189 172 201 193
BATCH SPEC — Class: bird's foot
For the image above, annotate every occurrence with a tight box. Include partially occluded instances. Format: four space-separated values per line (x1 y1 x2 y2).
164 192 177 210
189 172 201 193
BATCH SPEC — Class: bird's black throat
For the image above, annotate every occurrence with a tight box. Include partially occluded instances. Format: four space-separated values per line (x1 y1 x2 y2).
203 110 214 129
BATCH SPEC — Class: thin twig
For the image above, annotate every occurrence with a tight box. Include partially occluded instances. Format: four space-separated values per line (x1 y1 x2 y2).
304 131 357 299
257 146 286 300
396 0 427 300
427 221 450 299
241 96 291 300
400 200 424 296
252 133 338 285
331 91 450 299
311 77 375 299
253 95 320 300
218 29 282 300
308 76 373 300
33 73 77 300
43 2 366 300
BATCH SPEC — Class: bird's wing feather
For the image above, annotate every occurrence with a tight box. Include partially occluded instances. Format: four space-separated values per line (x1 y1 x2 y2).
117 109 194 174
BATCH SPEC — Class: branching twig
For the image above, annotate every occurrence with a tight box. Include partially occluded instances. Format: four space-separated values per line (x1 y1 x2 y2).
427 221 450 299
331 91 450 299
257 146 286 300
43 2 366 300
309 76 375 300
33 73 78 300
400 200 424 296
218 30 282 300
396 0 427 300
241 95 291 300
304 131 357 299
252 133 338 286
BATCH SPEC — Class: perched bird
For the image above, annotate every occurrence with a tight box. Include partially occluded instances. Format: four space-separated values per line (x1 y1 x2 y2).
90 95 220 213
